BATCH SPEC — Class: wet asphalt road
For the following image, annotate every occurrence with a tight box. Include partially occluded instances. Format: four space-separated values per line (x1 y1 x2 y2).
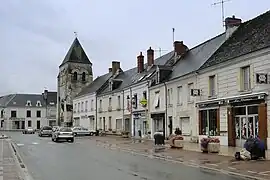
5 132 243 180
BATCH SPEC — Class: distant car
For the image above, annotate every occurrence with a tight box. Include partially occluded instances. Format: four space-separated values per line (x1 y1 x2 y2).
22 128 35 134
71 126 93 136
52 127 74 142
38 126 53 137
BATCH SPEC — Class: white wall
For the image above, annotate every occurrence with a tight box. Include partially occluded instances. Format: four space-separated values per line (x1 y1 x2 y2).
197 48 270 146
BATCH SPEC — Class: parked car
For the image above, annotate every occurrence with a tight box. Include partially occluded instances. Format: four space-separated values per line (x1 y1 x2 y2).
71 126 93 136
22 127 35 134
38 126 53 137
52 127 74 142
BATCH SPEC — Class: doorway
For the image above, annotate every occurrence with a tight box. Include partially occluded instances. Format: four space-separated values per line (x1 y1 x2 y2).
235 115 258 147
169 116 173 135
37 121 40 129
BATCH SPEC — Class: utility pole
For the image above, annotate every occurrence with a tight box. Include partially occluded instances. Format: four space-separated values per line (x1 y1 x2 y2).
212 0 231 27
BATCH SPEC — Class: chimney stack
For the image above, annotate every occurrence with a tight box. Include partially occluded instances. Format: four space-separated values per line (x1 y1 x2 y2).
225 15 242 29
174 41 188 56
147 47 154 67
108 68 112 73
111 61 120 75
137 52 144 73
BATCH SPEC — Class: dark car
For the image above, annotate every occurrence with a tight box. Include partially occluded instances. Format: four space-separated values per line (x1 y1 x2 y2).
38 126 53 137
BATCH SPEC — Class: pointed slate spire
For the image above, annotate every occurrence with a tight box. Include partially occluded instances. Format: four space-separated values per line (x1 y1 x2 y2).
59 37 92 67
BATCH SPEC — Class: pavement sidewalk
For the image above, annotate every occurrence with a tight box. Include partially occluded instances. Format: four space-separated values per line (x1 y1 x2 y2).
0 139 21 180
93 136 270 180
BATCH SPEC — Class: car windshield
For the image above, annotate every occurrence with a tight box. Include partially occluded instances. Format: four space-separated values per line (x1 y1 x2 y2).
43 126 52 130
60 128 72 132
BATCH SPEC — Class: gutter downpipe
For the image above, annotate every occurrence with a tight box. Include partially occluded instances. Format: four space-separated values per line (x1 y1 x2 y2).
147 80 150 138
122 89 124 132
95 93 98 132
130 87 133 137
164 82 168 139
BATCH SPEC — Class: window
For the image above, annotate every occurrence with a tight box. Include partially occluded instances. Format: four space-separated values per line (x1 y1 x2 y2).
143 91 147 100
28 121 32 127
81 102 84 112
26 110 31 118
99 99 102 109
99 117 102 129
74 104 77 113
73 72 78 80
108 116 112 130
78 103 80 112
132 94 138 109
177 86 182 105
85 101 88 112
187 83 194 102
26 101 31 106
91 99 94 111
109 97 112 107
11 111 17 118
154 92 160 108
117 96 121 108
199 109 219 136
36 110 41 118
36 101 41 107
167 88 173 105
241 66 250 90
82 72 86 81
209 75 216 97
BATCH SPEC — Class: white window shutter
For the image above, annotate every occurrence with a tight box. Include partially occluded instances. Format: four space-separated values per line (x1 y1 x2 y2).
208 77 210 96
250 65 255 89
236 68 242 91
215 74 218 96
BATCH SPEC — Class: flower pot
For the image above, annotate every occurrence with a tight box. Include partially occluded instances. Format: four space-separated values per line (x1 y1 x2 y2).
207 142 220 153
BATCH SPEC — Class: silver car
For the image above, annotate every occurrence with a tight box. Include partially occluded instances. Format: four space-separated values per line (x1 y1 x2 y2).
72 126 92 136
38 126 53 137
52 127 74 142
22 127 35 134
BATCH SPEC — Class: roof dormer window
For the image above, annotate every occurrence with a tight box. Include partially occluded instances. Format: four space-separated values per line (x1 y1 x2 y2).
36 101 42 107
26 101 32 106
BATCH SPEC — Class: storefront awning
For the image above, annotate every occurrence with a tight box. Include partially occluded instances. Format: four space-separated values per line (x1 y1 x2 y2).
196 92 268 107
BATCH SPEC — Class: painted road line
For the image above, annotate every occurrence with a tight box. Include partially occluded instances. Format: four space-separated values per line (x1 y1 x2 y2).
206 163 218 167
228 167 237 170
259 171 270 175
16 143 24 147
31 142 39 145
247 171 258 174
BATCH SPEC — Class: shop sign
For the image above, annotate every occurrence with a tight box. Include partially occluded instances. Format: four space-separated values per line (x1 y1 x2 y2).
256 73 268 84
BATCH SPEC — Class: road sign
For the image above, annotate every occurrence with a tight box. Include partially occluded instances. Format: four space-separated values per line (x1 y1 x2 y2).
140 98 147 106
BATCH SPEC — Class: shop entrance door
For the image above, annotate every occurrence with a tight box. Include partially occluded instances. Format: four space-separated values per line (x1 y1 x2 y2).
235 115 258 147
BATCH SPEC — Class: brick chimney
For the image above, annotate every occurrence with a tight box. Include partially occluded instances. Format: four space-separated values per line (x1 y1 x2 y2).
174 41 188 56
137 52 144 73
225 15 242 29
112 61 120 75
108 68 112 73
225 15 242 39
147 47 154 67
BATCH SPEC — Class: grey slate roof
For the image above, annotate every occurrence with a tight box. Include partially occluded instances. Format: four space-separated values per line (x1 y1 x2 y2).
97 51 175 95
0 92 57 107
76 72 113 97
59 38 92 67
169 33 226 80
199 10 270 70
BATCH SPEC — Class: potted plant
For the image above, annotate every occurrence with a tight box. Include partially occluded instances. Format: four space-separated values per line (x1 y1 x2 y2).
200 138 210 153
121 131 129 138
208 138 220 153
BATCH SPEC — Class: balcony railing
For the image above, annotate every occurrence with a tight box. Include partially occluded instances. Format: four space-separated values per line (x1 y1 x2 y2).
9 117 25 121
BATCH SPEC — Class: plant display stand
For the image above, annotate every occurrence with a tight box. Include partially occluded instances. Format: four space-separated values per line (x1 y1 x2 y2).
174 140 184 148
207 142 220 153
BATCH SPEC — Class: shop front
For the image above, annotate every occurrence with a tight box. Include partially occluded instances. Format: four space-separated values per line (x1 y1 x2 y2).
227 92 268 148
150 112 165 138
132 111 147 137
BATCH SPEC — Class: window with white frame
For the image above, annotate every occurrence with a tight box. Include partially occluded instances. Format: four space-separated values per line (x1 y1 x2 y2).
99 117 102 129
74 104 77 113
78 103 80 112
209 75 216 97
153 91 160 108
167 89 170 105
187 83 194 102
85 101 88 112
108 116 112 130
91 99 94 111
241 66 250 91
99 99 102 109
81 102 84 112
117 96 121 108
26 101 31 106
109 97 112 107
177 86 182 105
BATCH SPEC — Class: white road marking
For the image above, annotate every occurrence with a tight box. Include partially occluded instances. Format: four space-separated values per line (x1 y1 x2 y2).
32 142 39 145
259 171 270 175
228 167 237 170
206 163 218 167
247 171 257 174
16 143 24 146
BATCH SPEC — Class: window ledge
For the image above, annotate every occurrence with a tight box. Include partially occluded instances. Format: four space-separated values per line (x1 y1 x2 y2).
208 95 217 99
239 90 252 95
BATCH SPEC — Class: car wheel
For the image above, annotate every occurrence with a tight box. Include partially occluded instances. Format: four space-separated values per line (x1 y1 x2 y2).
90 132 93 136
69 138 74 143
73 133 77 137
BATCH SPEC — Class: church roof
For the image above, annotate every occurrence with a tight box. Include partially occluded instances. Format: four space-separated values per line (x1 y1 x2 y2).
59 38 92 67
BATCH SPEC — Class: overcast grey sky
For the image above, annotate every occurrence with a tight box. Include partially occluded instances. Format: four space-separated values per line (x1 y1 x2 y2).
0 0 269 95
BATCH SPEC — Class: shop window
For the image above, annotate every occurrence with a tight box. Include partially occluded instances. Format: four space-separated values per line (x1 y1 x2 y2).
234 106 246 116
248 105 258 115
200 109 219 136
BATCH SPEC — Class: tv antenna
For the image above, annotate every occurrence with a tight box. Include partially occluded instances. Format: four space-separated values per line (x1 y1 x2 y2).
153 48 168 57
212 0 231 26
